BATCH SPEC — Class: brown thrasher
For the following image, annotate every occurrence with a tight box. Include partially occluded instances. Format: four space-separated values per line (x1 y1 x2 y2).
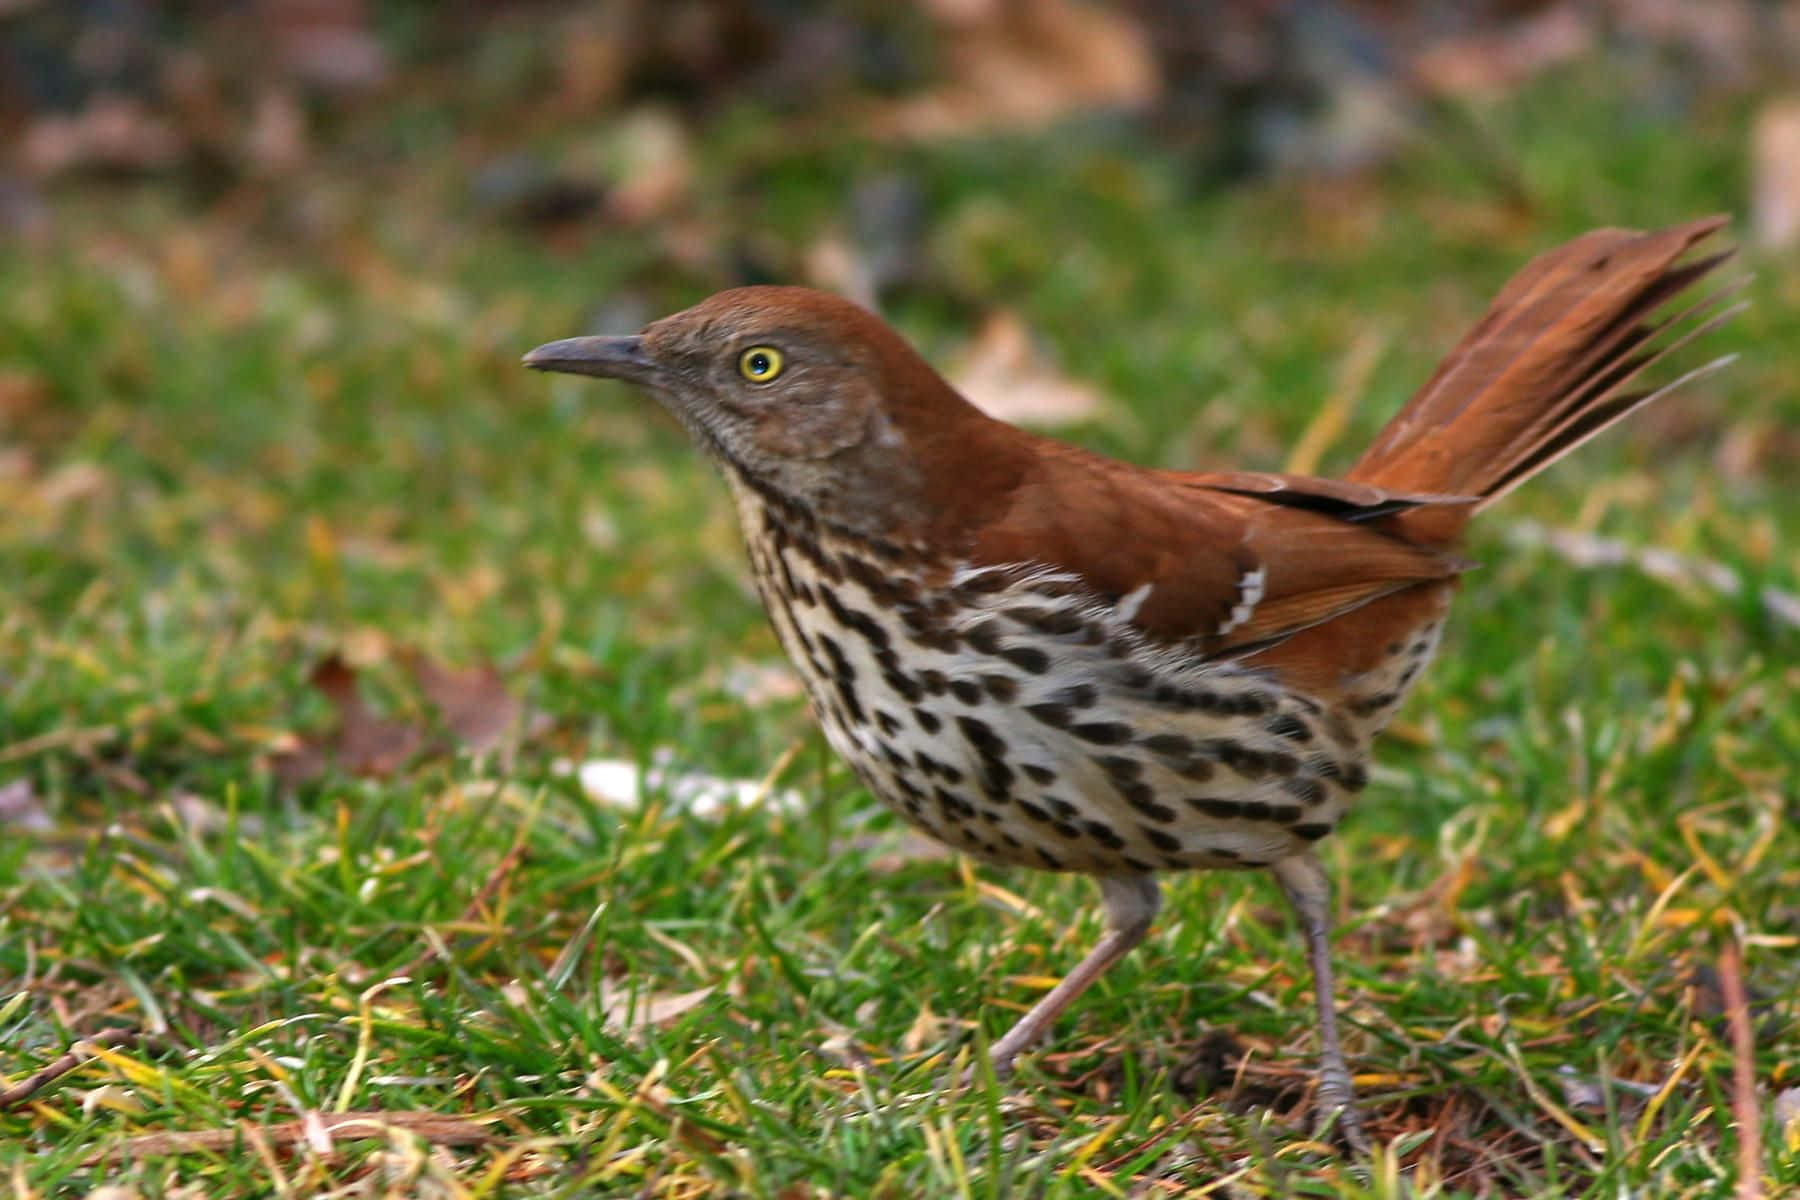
524 218 1735 1145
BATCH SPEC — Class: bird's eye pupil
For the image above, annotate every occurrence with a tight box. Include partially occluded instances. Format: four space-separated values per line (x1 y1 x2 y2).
749 353 770 375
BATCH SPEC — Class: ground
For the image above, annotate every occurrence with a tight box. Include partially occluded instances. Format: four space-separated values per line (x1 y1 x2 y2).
2 21 1798 1200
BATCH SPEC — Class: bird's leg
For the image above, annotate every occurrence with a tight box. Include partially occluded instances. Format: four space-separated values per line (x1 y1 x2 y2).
1271 850 1369 1151
985 873 1161 1077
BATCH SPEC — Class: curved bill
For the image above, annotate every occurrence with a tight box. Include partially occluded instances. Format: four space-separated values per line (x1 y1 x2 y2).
522 335 659 383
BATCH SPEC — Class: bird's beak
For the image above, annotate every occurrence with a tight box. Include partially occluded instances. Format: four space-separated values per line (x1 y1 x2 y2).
522 335 660 385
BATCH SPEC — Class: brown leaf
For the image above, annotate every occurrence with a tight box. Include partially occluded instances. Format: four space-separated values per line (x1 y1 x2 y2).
873 0 1157 140
0 777 51 832
1753 96 1800 250
1411 6 1593 98
84 1110 498 1163
313 655 423 776
950 310 1103 426
596 983 714 1038
272 655 421 784
276 648 533 784
21 97 185 178
402 651 520 756
604 106 695 228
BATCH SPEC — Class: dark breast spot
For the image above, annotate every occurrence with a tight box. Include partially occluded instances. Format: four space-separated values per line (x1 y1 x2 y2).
911 706 942 734
1141 733 1194 758
981 674 1019 702
933 787 975 822
1000 645 1051 674
963 620 1005 655
1056 684 1099 709
1071 721 1132 745
1214 742 1268 779
1283 777 1326 807
1267 713 1313 742
1093 755 1142 781
1083 820 1126 850
1173 758 1216 783
881 669 923 704
1142 826 1182 853
956 715 1006 759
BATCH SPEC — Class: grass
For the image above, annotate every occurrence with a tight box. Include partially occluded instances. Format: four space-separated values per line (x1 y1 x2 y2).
3 53 1798 1197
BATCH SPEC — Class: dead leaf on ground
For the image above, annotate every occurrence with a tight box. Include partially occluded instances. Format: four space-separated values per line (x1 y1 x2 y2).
83 1110 498 1163
297 654 423 780
1775 1085 1800 1135
1410 6 1593 97
1752 96 1800 250
603 106 694 227
900 1001 942 1055
402 650 521 756
950 310 1104 426
21 96 185 178
596 982 715 1038
275 648 532 784
0 776 51 832
872 0 1157 140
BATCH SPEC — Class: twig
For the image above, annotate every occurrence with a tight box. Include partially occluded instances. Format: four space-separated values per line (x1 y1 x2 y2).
0 1028 149 1112
401 834 531 979
1720 938 1765 1200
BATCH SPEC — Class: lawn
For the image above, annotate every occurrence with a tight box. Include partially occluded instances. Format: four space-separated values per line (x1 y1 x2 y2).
3 30 1798 1200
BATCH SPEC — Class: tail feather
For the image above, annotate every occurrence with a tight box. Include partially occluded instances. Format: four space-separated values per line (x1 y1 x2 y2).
1348 217 1735 538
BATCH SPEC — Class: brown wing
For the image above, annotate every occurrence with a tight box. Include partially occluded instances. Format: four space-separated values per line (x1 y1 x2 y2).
965 443 1471 656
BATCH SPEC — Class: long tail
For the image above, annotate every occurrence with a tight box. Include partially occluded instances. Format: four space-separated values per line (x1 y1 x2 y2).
1348 217 1741 542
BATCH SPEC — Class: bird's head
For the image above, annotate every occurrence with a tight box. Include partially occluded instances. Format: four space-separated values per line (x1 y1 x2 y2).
525 286 1017 533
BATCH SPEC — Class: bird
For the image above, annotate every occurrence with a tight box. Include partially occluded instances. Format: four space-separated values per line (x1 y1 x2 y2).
523 217 1737 1146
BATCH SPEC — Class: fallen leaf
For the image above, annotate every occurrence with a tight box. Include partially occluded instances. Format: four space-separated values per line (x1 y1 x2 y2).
605 106 694 227
596 982 714 1037
403 651 520 756
873 0 1157 140
1752 96 1800 250
0 776 51 832
950 310 1104 426
21 96 185 178
84 1111 497 1163
1775 1086 1800 1138
268 0 390 94
273 655 421 784
312 655 423 776
901 1001 942 1055
1411 6 1593 97
275 650 537 784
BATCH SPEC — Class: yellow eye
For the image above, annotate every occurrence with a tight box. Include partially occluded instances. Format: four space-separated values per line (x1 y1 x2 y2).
738 345 785 383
